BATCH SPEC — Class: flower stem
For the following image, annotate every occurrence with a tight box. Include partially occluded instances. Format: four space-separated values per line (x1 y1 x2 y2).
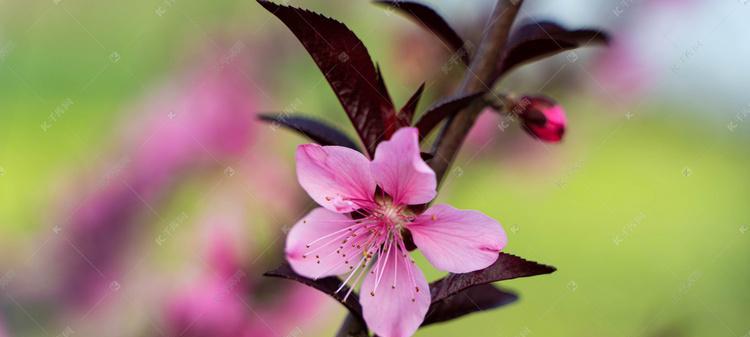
429 0 524 185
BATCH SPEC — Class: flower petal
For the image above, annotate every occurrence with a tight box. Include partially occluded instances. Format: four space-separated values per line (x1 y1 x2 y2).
371 127 436 205
409 204 507 273
361 252 430 337
297 144 376 212
285 208 361 279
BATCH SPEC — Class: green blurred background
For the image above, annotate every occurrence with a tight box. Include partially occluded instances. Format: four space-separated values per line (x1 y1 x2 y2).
1 1 749 337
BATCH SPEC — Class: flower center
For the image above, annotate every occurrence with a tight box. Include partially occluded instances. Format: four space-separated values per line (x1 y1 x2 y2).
302 195 421 303
374 195 414 232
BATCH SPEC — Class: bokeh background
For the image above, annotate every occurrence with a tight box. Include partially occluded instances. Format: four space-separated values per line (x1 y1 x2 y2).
1 0 749 336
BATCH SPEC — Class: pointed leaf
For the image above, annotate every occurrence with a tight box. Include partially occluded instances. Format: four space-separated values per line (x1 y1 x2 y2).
423 284 517 326
258 114 361 151
414 91 485 138
376 64 400 137
399 82 425 126
264 262 365 324
258 0 395 156
376 64 394 108
430 252 555 304
375 0 470 65
495 20 610 79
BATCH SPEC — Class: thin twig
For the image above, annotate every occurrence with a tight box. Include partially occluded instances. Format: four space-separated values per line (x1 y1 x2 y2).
429 0 524 184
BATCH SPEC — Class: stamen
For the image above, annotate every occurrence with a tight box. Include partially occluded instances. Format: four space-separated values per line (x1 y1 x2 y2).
336 254 367 293
343 262 368 301
392 244 398 289
302 221 377 257
313 233 372 279
304 222 366 248
372 234 395 294
396 237 420 302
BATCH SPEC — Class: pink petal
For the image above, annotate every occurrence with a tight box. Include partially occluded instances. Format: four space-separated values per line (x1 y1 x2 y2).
360 252 430 337
371 127 436 205
285 208 359 279
297 144 376 213
409 204 507 273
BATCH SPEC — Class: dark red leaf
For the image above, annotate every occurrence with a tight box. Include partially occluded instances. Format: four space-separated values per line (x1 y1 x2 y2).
375 64 395 108
423 284 518 326
399 82 426 126
414 91 485 139
258 114 361 151
376 64 401 138
494 20 609 79
264 262 365 325
430 252 556 304
375 0 470 65
258 0 395 156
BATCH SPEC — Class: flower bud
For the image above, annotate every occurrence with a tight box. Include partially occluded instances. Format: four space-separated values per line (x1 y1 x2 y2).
511 95 566 142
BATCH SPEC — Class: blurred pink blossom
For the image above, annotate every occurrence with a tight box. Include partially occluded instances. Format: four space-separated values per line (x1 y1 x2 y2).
0 318 7 337
56 55 257 309
593 0 703 100
592 35 652 100
465 108 502 148
164 195 326 337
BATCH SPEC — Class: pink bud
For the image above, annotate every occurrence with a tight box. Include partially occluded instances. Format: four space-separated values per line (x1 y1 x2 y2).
512 96 566 142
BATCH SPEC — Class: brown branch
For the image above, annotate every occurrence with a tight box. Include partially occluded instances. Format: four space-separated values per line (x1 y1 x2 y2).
429 0 524 184
335 314 369 337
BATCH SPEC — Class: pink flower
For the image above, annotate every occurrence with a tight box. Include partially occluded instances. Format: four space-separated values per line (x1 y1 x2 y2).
512 96 567 143
286 127 507 337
